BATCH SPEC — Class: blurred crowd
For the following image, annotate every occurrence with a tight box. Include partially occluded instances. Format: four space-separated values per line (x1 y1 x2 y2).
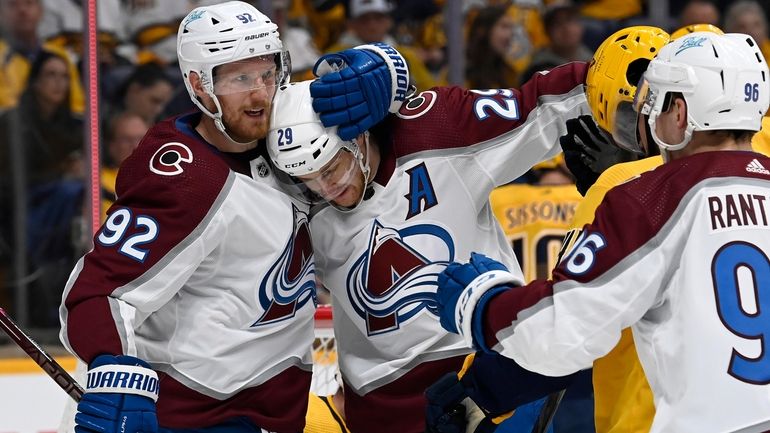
0 0 769 333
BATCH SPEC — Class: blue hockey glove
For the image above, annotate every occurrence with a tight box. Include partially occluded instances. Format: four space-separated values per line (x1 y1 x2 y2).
310 43 410 140
560 115 639 195
75 354 159 433
436 253 521 351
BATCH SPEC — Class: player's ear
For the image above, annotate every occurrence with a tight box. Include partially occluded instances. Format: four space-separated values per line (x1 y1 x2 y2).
674 97 688 129
189 71 206 98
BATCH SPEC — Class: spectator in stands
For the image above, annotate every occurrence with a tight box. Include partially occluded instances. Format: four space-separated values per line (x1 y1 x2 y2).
522 3 592 83
121 0 190 65
292 0 346 52
406 12 447 84
0 50 84 327
724 0 770 64
327 0 437 90
389 1 445 82
676 0 720 28
578 0 644 50
100 111 148 221
37 0 133 98
38 0 125 65
466 5 520 89
109 62 174 126
273 0 322 80
0 0 84 113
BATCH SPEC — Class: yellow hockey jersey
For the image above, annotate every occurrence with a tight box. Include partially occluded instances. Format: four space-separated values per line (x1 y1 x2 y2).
305 392 349 433
490 183 582 283
751 116 770 157
561 157 661 433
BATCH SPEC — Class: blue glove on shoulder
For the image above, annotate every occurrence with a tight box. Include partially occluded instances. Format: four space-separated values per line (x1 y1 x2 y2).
436 253 522 351
310 43 411 140
75 354 159 433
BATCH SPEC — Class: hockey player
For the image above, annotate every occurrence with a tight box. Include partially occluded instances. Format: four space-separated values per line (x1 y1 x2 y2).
559 25 761 433
435 31 770 433
267 52 590 431
58 2 398 433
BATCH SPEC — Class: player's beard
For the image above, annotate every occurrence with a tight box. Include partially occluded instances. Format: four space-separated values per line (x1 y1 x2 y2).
330 167 367 209
222 99 271 143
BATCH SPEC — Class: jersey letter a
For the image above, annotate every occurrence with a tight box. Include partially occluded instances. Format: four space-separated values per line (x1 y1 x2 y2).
404 162 438 220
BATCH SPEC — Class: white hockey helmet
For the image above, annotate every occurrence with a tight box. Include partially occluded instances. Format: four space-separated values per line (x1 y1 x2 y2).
268 81 371 210
634 32 770 152
177 1 291 134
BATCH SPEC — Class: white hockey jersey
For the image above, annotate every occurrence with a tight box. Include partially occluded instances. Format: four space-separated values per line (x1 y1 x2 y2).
311 63 590 432
484 151 770 433
60 113 316 431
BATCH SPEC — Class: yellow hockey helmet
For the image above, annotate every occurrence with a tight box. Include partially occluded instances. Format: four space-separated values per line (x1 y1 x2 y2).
532 153 566 172
585 26 670 152
670 23 724 40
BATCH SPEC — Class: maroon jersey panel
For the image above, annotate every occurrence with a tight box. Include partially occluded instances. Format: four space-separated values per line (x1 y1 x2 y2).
157 367 311 432
373 62 587 184
64 115 231 361
343 355 467 433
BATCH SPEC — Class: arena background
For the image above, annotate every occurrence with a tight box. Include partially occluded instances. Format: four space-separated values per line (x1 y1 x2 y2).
0 0 768 431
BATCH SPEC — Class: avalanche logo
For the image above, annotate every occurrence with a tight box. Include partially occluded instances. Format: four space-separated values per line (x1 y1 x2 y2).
396 90 437 120
150 142 193 176
347 220 455 335
252 204 315 326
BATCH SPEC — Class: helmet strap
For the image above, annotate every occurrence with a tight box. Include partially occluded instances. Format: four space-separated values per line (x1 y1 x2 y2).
358 131 372 184
648 110 694 161
329 131 373 213
196 88 258 147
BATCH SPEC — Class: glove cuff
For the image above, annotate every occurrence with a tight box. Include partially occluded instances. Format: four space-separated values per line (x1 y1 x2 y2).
355 43 410 112
86 361 159 402
455 270 520 349
472 286 509 353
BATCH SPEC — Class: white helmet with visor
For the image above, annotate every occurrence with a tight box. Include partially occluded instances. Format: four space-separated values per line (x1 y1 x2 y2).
177 1 291 140
268 81 372 211
634 32 769 153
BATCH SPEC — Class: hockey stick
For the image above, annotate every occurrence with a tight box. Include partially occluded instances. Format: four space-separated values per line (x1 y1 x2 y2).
530 389 565 433
0 307 83 401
